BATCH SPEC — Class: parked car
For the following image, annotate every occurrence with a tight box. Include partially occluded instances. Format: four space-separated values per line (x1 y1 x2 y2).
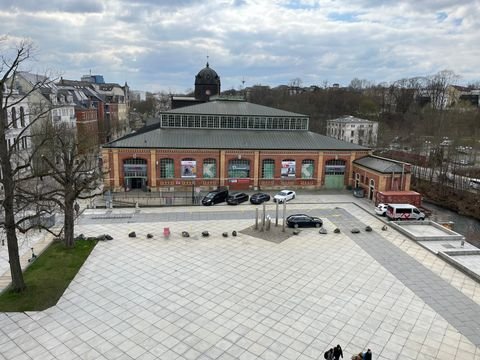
250 192 271 204
273 190 296 203
286 214 323 228
227 192 249 205
201 188 228 206
374 203 388 216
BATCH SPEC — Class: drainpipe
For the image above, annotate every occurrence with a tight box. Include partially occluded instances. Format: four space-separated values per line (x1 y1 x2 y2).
400 164 405 190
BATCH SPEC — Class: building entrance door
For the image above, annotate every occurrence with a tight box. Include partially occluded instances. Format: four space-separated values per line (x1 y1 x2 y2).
324 175 344 189
123 158 148 191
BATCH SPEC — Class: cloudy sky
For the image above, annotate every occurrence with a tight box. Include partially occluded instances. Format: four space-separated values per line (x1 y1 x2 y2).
1 0 479 93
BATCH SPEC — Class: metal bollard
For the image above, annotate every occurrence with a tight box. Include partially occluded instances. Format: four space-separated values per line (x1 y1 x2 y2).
275 201 279 226
261 203 266 231
255 208 259 230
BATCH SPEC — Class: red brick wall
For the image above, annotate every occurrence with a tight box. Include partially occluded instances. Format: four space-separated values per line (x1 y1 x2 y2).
76 108 99 150
352 164 412 201
106 148 369 191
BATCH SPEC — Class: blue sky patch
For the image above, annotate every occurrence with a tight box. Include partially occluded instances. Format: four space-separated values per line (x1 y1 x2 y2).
453 18 463 26
283 1 319 10
436 12 448 22
328 12 360 22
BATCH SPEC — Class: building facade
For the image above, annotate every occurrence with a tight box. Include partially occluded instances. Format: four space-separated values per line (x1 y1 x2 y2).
57 77 130 144
327 115 378 147
102 99 372 192
0 87 31 191
352 155 412 201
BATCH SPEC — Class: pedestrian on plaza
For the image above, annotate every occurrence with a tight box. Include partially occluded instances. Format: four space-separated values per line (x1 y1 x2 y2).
324 347 334 360
74 202 80 217
350 348 371 360
333 344 343 360
364 349 372 360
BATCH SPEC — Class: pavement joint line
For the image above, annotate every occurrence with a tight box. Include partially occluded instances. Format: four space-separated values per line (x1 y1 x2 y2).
2 196 480 359
333 207 480 348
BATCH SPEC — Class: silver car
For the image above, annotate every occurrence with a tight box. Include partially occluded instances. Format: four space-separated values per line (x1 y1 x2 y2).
273 190 296 203
374 203 388 216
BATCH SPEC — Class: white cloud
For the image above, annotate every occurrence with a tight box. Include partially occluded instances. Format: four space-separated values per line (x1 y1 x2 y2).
1 0 479 91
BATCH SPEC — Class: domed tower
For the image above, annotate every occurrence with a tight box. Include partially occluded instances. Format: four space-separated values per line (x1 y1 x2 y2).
194 62 221 101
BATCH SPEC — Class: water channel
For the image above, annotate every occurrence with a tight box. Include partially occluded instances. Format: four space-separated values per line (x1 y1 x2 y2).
424 201 480 248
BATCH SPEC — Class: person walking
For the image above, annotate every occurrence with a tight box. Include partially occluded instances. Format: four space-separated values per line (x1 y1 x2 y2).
74 202 80 217
364 349 372 360
333 344 343 360
324 347 334 360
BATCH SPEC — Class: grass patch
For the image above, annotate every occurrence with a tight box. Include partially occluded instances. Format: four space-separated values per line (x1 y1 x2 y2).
0 239 97 312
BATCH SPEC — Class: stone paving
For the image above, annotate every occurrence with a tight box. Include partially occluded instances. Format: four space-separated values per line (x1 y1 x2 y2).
0 197 480 359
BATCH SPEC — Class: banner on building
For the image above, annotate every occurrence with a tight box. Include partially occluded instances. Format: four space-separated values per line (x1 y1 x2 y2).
301 163 313 179
181 160 197 178
203 163 216 178
281 160 296 178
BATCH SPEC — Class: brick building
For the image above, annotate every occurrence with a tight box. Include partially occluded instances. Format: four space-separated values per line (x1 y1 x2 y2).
102 98 375 192
352 155 412 201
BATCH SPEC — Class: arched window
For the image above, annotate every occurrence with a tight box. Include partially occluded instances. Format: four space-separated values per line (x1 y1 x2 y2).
281 159 296 178
203 158 216 178
301 159 314 179
228 159 250 178
11 108 17 128
181 157 196 178
20 107 25 127
160 158 174 178
262 159 275 179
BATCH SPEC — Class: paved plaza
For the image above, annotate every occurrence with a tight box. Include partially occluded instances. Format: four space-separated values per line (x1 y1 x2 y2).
1 196 480 360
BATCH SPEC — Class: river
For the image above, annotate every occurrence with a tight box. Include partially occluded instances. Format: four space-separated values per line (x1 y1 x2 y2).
424 201 480 248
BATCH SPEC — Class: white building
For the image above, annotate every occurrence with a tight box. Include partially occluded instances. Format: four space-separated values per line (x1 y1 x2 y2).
327 115 378 147
12 73 77 172
1 86 32 190
15 72 76 129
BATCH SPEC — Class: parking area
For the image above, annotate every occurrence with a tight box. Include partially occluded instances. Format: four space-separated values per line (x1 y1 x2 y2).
1 200 480 360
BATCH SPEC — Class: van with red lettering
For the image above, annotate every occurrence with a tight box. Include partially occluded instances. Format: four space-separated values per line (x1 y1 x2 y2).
386 204 425 221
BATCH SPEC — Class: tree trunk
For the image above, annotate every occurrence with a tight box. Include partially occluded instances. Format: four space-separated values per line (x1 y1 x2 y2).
3 179 26 292
64 198 75 248
6 221 25 292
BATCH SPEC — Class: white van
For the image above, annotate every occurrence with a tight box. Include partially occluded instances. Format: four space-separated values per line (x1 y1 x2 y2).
386 204 425 221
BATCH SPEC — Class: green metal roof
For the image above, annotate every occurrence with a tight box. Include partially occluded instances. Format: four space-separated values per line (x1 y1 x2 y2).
163 99 307 117
104 126 369 151
354 156 409 173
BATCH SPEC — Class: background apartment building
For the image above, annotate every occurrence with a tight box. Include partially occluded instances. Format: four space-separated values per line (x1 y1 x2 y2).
327 115 378 147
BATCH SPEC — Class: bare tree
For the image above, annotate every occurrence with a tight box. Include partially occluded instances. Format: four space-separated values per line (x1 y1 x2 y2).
425 70 459 111
0 40 53 292
348 78 372 91
21 122 102 248
289 78 303 88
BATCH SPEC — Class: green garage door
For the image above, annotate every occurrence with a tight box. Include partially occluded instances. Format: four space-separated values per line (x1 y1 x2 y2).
324 160 346 189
